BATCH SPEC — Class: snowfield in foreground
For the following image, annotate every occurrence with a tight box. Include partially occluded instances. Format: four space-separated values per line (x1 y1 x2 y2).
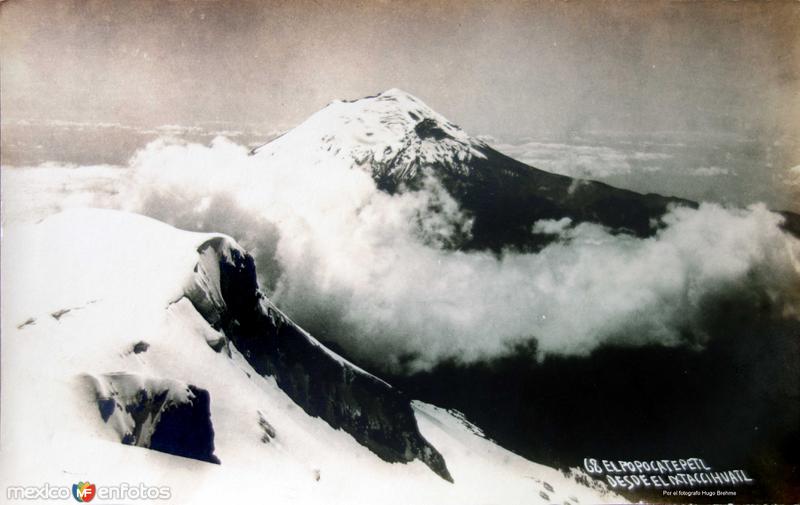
0 209 621 504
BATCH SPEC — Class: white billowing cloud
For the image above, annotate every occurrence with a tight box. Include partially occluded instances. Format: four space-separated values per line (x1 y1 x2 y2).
532 217 572 235
4 137 798 371
110 137 800 371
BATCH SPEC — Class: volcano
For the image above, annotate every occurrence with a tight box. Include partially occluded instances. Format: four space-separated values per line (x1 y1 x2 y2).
253 89 800 248
251 88 698 252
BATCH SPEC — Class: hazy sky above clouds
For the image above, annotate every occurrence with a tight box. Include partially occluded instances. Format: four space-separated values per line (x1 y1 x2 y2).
2 0 798 139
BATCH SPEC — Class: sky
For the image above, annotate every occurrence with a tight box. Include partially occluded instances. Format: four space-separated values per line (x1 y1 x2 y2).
1 0 799 210
2 0 798 137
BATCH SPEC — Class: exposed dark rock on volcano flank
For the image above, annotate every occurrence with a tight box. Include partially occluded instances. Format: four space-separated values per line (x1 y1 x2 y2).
148 386 218 464
87 373 220 464
434 145 694 251
439 144 800 248
185 238 452 482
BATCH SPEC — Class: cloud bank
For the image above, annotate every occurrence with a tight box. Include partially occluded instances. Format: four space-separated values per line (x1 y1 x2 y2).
107 137 800 371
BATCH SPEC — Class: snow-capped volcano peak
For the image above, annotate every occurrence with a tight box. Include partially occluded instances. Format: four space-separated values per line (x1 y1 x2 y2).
252 89 487 182
336 87 471 142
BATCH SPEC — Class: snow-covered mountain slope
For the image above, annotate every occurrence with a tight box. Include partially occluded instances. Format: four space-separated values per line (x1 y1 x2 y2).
0 209 622 504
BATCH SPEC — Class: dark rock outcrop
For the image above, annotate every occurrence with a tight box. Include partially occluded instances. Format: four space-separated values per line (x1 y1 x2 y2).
185 238 452 482
86 373 220 464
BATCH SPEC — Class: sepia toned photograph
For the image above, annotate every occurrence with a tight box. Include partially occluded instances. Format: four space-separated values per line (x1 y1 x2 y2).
1 0 798 503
